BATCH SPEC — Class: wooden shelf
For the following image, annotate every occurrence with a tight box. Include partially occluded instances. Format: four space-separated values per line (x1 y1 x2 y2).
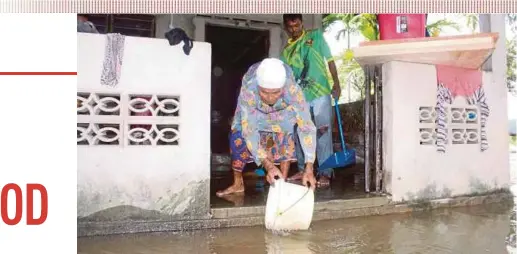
352 33 499 70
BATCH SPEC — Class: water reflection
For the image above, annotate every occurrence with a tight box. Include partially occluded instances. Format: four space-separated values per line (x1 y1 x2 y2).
508 203 516 253
78 203 512 254
265 232 313 254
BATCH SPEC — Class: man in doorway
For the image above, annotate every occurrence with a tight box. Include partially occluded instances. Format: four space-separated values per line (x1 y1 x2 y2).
280 14 341 187
216 58 317 197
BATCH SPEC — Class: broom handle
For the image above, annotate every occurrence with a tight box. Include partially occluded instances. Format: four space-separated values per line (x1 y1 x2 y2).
334 98 346 152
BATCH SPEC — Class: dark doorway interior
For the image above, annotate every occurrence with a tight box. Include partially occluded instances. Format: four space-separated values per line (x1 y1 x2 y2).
207 25 270 154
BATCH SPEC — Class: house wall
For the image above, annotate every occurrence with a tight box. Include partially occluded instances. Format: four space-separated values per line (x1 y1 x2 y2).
155 14 196 39
77 33 212 222
382 61 510 202
154 14 322 58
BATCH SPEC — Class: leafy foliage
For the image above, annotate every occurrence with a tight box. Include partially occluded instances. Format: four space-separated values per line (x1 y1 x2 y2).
323 14 460 102
426 19 461 37
463 13 479 33
323 14 517 99
507 38 517 96
508 14 517 33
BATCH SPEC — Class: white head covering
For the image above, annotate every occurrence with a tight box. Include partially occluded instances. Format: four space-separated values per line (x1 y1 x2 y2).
256 58 287 89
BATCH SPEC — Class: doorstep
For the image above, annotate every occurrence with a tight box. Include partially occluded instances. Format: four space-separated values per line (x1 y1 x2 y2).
77 191 512 237
211 196 389 219
210 191 511 224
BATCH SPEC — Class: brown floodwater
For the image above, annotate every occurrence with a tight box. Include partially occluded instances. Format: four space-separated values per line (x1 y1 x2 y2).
78 201 514 254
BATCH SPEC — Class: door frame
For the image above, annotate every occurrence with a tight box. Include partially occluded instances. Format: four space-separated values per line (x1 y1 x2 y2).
192 15 283 58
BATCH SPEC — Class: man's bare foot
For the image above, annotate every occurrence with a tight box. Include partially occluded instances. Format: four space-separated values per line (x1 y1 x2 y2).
317 175 331 187
287 171 304 182
216 184 244 197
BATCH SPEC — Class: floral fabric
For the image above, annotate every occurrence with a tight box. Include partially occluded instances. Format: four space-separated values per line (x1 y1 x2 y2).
229 130 296 172
231 61 317 166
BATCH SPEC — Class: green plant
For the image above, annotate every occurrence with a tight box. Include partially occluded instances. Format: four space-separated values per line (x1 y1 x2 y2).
426 19 461 37
507 39 517 96
323 14 460 103
463 13 479 33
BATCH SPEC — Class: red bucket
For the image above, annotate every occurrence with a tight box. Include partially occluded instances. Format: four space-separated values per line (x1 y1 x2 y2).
378 14 427 40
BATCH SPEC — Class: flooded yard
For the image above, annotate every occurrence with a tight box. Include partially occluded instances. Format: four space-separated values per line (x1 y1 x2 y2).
78 202 513 254
78 151 516 254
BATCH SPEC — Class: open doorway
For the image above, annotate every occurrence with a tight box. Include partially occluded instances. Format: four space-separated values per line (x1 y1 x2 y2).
207 24 270 206
208 24 270 154
207 22 372 208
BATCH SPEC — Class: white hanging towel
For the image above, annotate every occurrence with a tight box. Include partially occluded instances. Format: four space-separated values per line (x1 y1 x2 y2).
265 179 315 231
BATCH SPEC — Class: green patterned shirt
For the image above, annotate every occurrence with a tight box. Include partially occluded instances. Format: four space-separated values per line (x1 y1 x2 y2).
280 29 334 102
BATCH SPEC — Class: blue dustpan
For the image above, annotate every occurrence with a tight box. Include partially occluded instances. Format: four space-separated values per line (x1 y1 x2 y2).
319 98 356 170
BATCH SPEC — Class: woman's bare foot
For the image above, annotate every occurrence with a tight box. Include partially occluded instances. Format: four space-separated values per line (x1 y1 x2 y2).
216 171 245 197
218 192 245 206
216 183 244 197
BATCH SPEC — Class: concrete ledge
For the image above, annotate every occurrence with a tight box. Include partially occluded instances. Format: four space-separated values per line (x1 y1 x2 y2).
210 196 390 219
78 192 512 237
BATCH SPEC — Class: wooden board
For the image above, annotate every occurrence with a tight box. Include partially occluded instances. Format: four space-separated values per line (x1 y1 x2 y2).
352 33 499 70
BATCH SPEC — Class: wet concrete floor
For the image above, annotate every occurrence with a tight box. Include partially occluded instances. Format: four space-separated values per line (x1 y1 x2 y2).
211 163 370 208
78 201 514 254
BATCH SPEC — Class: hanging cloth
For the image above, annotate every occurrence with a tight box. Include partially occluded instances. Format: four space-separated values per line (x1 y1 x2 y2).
100 33 125 87
165 28 194 56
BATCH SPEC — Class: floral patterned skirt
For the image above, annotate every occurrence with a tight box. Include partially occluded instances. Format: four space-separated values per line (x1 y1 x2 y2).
229 129 296 172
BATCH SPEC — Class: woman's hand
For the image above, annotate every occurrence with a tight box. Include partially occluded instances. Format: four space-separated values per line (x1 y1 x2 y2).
302 164 316 190
263 159 283 184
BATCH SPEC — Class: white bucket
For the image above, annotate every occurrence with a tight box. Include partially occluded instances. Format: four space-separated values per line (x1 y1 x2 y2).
265 179 315 231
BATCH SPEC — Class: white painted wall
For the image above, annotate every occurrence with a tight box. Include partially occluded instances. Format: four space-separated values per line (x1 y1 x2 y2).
77 33 211 218
382 61 510 202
